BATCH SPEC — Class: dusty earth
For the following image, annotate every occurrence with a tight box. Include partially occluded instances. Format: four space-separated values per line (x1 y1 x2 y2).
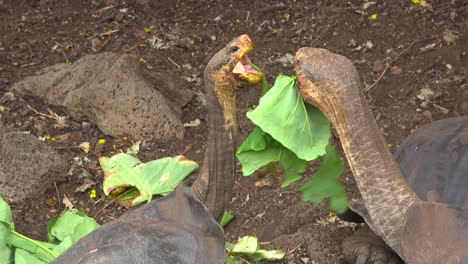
0 0 466 263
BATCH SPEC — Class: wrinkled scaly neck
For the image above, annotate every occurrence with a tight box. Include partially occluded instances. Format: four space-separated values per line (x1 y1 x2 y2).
192 70 238 220
300 79 419 256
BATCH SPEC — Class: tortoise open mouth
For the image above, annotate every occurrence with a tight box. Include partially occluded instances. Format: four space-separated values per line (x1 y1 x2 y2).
233 54 264 84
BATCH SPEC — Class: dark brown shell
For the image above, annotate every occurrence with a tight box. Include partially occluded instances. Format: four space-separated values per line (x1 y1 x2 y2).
51 186 225 264
394 116 468 207
397 117 468 262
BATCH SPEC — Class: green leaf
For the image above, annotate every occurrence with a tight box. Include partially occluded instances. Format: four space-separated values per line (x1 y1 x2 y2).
15 249 46 264
236 126 268 153
226 256 236 264
251 249 285 261
246 74 330 161
0 225 12 264
48 210 99 255
299 145 348 213
0 197 13 230
2 197 55 263
237 126 308 186
6 232 56 263
228 236 285 262
100 154 198 206
0 197 13 264
219 211 235 228
232 236 259 254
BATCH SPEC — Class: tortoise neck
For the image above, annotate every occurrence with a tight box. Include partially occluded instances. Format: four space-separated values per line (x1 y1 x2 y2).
299 78 418 256
192 71 237 220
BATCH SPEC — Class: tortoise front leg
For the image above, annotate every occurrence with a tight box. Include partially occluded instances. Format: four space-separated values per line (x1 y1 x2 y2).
342 226 403 264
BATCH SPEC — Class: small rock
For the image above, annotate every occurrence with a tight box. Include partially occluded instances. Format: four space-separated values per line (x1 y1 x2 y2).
0 92 14 103
55 132 73 142
443 30 460 45
276 53 294 67
0 122 67 202
81 121 92 129
390 66 402 75
416 88 435 107
34 120 47 136
364 40 373 49
422 110 432 120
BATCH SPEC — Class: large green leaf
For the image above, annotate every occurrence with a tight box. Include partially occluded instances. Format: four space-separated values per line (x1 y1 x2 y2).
246 75 330 161
299 145 348 213
0 197 102 263
0 197 57 263
101 154 198 206
48 210 100 255
15 249 46 264
236 126 308 187
0 197 13 264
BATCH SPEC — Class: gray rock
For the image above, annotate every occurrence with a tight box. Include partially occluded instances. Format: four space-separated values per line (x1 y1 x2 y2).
0 122 67 202
12 52 192 140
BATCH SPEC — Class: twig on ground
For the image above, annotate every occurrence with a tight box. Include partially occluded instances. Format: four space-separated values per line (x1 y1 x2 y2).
287 244 302 254
93 192 127 218
167 57 181 68
364 63 389 93
235 181 249 193
27 104 58 119
120 40 144 53
53 181 62 211
257 3 286 15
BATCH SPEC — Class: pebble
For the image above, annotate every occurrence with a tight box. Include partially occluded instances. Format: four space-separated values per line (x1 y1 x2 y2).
422 110 432 120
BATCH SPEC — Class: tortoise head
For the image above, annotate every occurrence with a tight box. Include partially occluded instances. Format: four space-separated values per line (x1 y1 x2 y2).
205 34 264 90
294 47 362 123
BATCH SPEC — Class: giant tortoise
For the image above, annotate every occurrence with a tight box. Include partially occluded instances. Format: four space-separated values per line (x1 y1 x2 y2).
52 35 264 264
294 47 468 263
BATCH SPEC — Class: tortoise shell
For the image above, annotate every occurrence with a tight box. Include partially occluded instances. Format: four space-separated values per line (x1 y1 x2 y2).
51 185 225 264
394 116 468 207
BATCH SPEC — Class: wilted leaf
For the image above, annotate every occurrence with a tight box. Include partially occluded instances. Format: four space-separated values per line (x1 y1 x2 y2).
300 145 348 213
232 236 258 254
228 236 285 262
100 154 198 206
62 195 74 210
79 142 90 153
126 141 141 155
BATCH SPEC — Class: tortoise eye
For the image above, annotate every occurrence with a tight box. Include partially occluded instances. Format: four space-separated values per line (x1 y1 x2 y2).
229 46 240 53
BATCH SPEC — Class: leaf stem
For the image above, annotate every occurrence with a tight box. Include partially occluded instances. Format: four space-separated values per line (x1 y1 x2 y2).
9 230 58 258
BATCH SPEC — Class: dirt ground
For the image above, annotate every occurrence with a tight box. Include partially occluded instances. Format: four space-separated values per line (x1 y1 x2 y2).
0 0 466 263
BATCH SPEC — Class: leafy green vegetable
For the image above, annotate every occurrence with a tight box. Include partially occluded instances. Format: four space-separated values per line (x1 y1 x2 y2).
237 126 309 187
15 249 46 264
0 197 100 264
227 236 284 263
100 154 198 206
48 210 100 255
219 211 235 228
300 145 348 213
246 75 330 161
237 73 349 212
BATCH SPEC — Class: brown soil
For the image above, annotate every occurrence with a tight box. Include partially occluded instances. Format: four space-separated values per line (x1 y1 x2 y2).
0 0 466 263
